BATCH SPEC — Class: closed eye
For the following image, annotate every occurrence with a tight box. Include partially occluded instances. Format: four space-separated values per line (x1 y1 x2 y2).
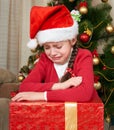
44 46 50 50
56 46 62 49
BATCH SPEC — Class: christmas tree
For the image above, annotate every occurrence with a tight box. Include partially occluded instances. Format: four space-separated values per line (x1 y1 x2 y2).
18 0 114 124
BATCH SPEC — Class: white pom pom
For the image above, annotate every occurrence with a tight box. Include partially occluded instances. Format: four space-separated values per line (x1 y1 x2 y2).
27 39 38 50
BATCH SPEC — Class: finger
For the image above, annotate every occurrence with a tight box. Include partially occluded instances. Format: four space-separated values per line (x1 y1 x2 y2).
76 76 82 80
16 97 27 102
11 94 23 101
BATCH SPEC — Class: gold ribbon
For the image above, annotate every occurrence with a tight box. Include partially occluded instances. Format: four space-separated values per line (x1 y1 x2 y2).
65 102 77 130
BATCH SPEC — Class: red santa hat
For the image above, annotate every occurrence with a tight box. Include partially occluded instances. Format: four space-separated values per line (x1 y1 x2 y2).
27 5 79 49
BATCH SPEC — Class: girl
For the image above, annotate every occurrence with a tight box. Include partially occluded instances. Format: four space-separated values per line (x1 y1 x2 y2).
0 5 100 130
12 5 99 102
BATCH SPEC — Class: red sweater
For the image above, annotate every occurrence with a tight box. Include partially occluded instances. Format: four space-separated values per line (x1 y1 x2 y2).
19 48 99 102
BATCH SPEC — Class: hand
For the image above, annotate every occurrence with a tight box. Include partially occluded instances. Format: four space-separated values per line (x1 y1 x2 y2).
52 76 82 90
11 92 45 102
65 76 82 87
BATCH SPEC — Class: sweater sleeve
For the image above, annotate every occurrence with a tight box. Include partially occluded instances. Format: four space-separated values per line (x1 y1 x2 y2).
47 49 95 102
19 53 55 92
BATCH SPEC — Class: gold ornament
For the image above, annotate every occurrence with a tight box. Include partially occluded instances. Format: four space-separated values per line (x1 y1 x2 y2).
111 46 114 54
93 57 100 65
106 24 114 33
84 28 92 36
79 6 88 14
105 115 111 123
69 0 74 2
18 75 25 82
94 82 102 90
101 0 108 2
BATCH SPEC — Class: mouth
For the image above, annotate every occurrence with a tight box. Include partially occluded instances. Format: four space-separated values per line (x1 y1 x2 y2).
52 57 60 60
50 56 61 61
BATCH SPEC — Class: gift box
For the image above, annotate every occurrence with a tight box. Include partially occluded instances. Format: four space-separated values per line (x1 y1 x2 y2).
9 98 104 130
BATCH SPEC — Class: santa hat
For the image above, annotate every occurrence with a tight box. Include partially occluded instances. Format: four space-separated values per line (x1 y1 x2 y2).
27 5 80 50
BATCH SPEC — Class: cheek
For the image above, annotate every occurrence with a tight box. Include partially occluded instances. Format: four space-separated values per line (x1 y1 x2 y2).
62 46 71 55
44 50 50 56
60 49 71 60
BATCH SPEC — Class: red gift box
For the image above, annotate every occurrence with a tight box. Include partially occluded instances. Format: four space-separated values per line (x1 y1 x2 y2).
9 97 104 130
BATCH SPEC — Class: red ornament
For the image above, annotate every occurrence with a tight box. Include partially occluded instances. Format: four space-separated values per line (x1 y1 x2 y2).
78 1 88 8
92 50 99 57
79 33 90 43
94 75 100 83
103 66 107 70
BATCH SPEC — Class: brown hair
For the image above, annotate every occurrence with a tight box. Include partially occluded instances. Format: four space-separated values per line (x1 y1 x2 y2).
60 43 78 82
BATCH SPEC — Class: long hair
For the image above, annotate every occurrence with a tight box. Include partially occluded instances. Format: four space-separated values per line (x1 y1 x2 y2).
60 43 78 82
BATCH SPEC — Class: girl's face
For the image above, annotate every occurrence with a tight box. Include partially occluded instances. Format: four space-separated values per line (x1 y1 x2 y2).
43 39 76 64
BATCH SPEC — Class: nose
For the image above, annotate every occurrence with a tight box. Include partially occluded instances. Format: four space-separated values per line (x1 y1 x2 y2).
50 48 56 56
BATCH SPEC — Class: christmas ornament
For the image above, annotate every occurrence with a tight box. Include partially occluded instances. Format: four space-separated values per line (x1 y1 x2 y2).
105 115 111 123
101 0 108 3
71 10 81 22
92 50 99 57
94 75 100 89
103 66 107 70
79 33 90 43
111 46 114 54
94 75 100 83
78 1 88 15
79 6 88 14
79 1 88 8
18 74 25 82
93 56 100 65
94 81 102 90
84 28 92 36
69 0 75 2
106 24 114 33
92 50 100 65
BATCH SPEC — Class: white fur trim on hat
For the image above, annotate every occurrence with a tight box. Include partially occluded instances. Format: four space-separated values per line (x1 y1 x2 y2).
27 39 38 50
36 21 78 46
